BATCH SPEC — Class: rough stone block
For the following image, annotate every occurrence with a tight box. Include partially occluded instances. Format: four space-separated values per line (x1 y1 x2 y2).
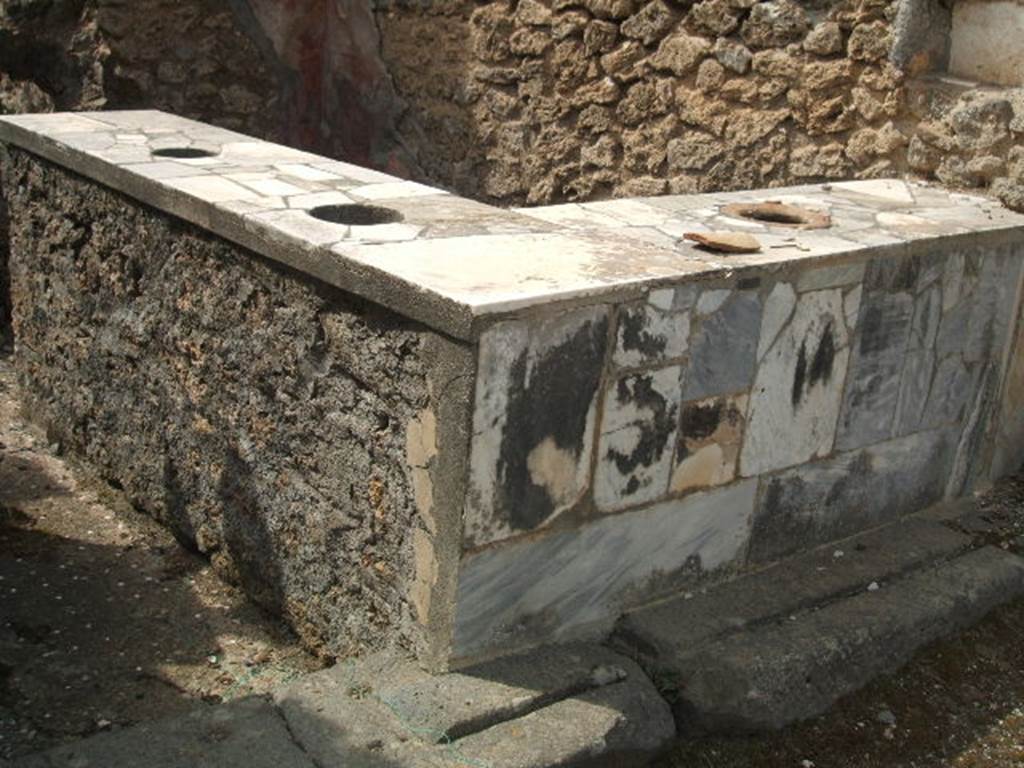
14 698 317 768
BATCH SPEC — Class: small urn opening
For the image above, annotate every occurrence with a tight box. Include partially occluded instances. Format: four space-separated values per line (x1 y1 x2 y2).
308 204 404 226
722 201 831 230
151 147 218 159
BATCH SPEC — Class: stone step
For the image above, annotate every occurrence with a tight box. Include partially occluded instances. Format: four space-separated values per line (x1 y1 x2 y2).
614 515 972 662
14 644 675 768
611 545 1024 733
274 643 675 767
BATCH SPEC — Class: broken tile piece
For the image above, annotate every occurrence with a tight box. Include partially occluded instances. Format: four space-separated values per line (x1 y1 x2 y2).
613 286 694 368
466 307 610 547
684 231 762 253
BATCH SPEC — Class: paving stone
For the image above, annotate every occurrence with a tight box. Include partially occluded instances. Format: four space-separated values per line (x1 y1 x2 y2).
628 547 1024 732
12 698 317 768
375 643 668 745
451 673 673 767
274 646 675 768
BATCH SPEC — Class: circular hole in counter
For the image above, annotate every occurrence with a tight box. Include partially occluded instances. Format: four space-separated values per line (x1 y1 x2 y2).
308 204 404 226
721 201 831 230
151 147 219 159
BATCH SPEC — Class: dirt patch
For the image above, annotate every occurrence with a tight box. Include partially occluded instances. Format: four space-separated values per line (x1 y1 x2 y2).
0 355 323 761
660 472 1024 768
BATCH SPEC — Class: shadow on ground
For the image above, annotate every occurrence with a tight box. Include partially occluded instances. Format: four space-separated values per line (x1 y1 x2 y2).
0 358 321 762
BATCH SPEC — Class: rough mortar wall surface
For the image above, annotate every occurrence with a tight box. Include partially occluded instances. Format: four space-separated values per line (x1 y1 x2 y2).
2 0 1023 211
0 147 456 661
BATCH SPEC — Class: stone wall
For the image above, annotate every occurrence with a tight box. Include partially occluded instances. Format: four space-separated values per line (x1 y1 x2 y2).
378 0 1024 207
0 0 412 171
0 0 280 136
0 0 288 348
0 147 472 664
455 237 1024 661
1 0 1022 212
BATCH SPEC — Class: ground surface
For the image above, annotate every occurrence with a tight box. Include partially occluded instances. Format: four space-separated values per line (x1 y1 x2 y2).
4 346 1024 767
660 475 1024 768
0 355 323 761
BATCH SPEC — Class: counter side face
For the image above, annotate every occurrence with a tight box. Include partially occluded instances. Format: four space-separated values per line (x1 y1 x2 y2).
453 237 1024 664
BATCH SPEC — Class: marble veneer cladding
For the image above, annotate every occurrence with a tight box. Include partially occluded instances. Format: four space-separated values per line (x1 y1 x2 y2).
4 111 1024 665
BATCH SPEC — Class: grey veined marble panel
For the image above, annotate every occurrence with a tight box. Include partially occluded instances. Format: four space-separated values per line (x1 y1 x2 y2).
453 479 758 661
749 428 956 563
683 287 763 401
